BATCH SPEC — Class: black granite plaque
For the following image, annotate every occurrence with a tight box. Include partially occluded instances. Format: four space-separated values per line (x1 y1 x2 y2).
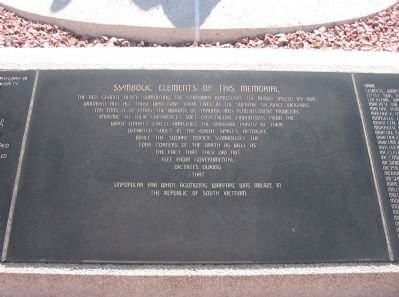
0 71 35 252
2 70 394 264
354 74 399 253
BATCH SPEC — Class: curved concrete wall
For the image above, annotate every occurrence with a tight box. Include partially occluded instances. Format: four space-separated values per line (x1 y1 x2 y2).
0 0 397 43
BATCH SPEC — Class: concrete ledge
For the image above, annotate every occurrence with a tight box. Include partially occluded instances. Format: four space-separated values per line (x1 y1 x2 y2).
0 48 399 73
1 263 399 297
0 0 397 43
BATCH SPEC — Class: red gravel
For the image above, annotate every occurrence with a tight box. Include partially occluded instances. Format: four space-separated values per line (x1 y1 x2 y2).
0 4 398 51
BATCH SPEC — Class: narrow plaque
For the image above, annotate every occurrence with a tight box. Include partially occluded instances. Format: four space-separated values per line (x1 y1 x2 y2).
0 71 35 251
3 70 392 263
355 74 399 253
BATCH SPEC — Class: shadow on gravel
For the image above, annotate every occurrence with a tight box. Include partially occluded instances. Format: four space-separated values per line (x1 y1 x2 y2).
51 0 72 12
132 0 220 27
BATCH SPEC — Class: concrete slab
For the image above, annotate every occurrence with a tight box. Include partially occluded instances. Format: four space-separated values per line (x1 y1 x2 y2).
0 0 397 43
1 263 399 297
0 47 399 296
1 48 399 73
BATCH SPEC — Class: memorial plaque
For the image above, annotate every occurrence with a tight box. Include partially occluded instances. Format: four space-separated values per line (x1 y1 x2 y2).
355 74 399 249
0 71 35 251
1 70 395 264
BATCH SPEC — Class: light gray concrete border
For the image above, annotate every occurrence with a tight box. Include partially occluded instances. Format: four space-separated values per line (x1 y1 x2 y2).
0 0 398 43
1 48 399 72
0 262 399 297
0 48 399 297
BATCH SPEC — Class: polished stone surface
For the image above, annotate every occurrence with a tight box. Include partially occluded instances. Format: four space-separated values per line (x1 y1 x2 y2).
0 71 34 251
4 70 391 263
355 73 399 253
